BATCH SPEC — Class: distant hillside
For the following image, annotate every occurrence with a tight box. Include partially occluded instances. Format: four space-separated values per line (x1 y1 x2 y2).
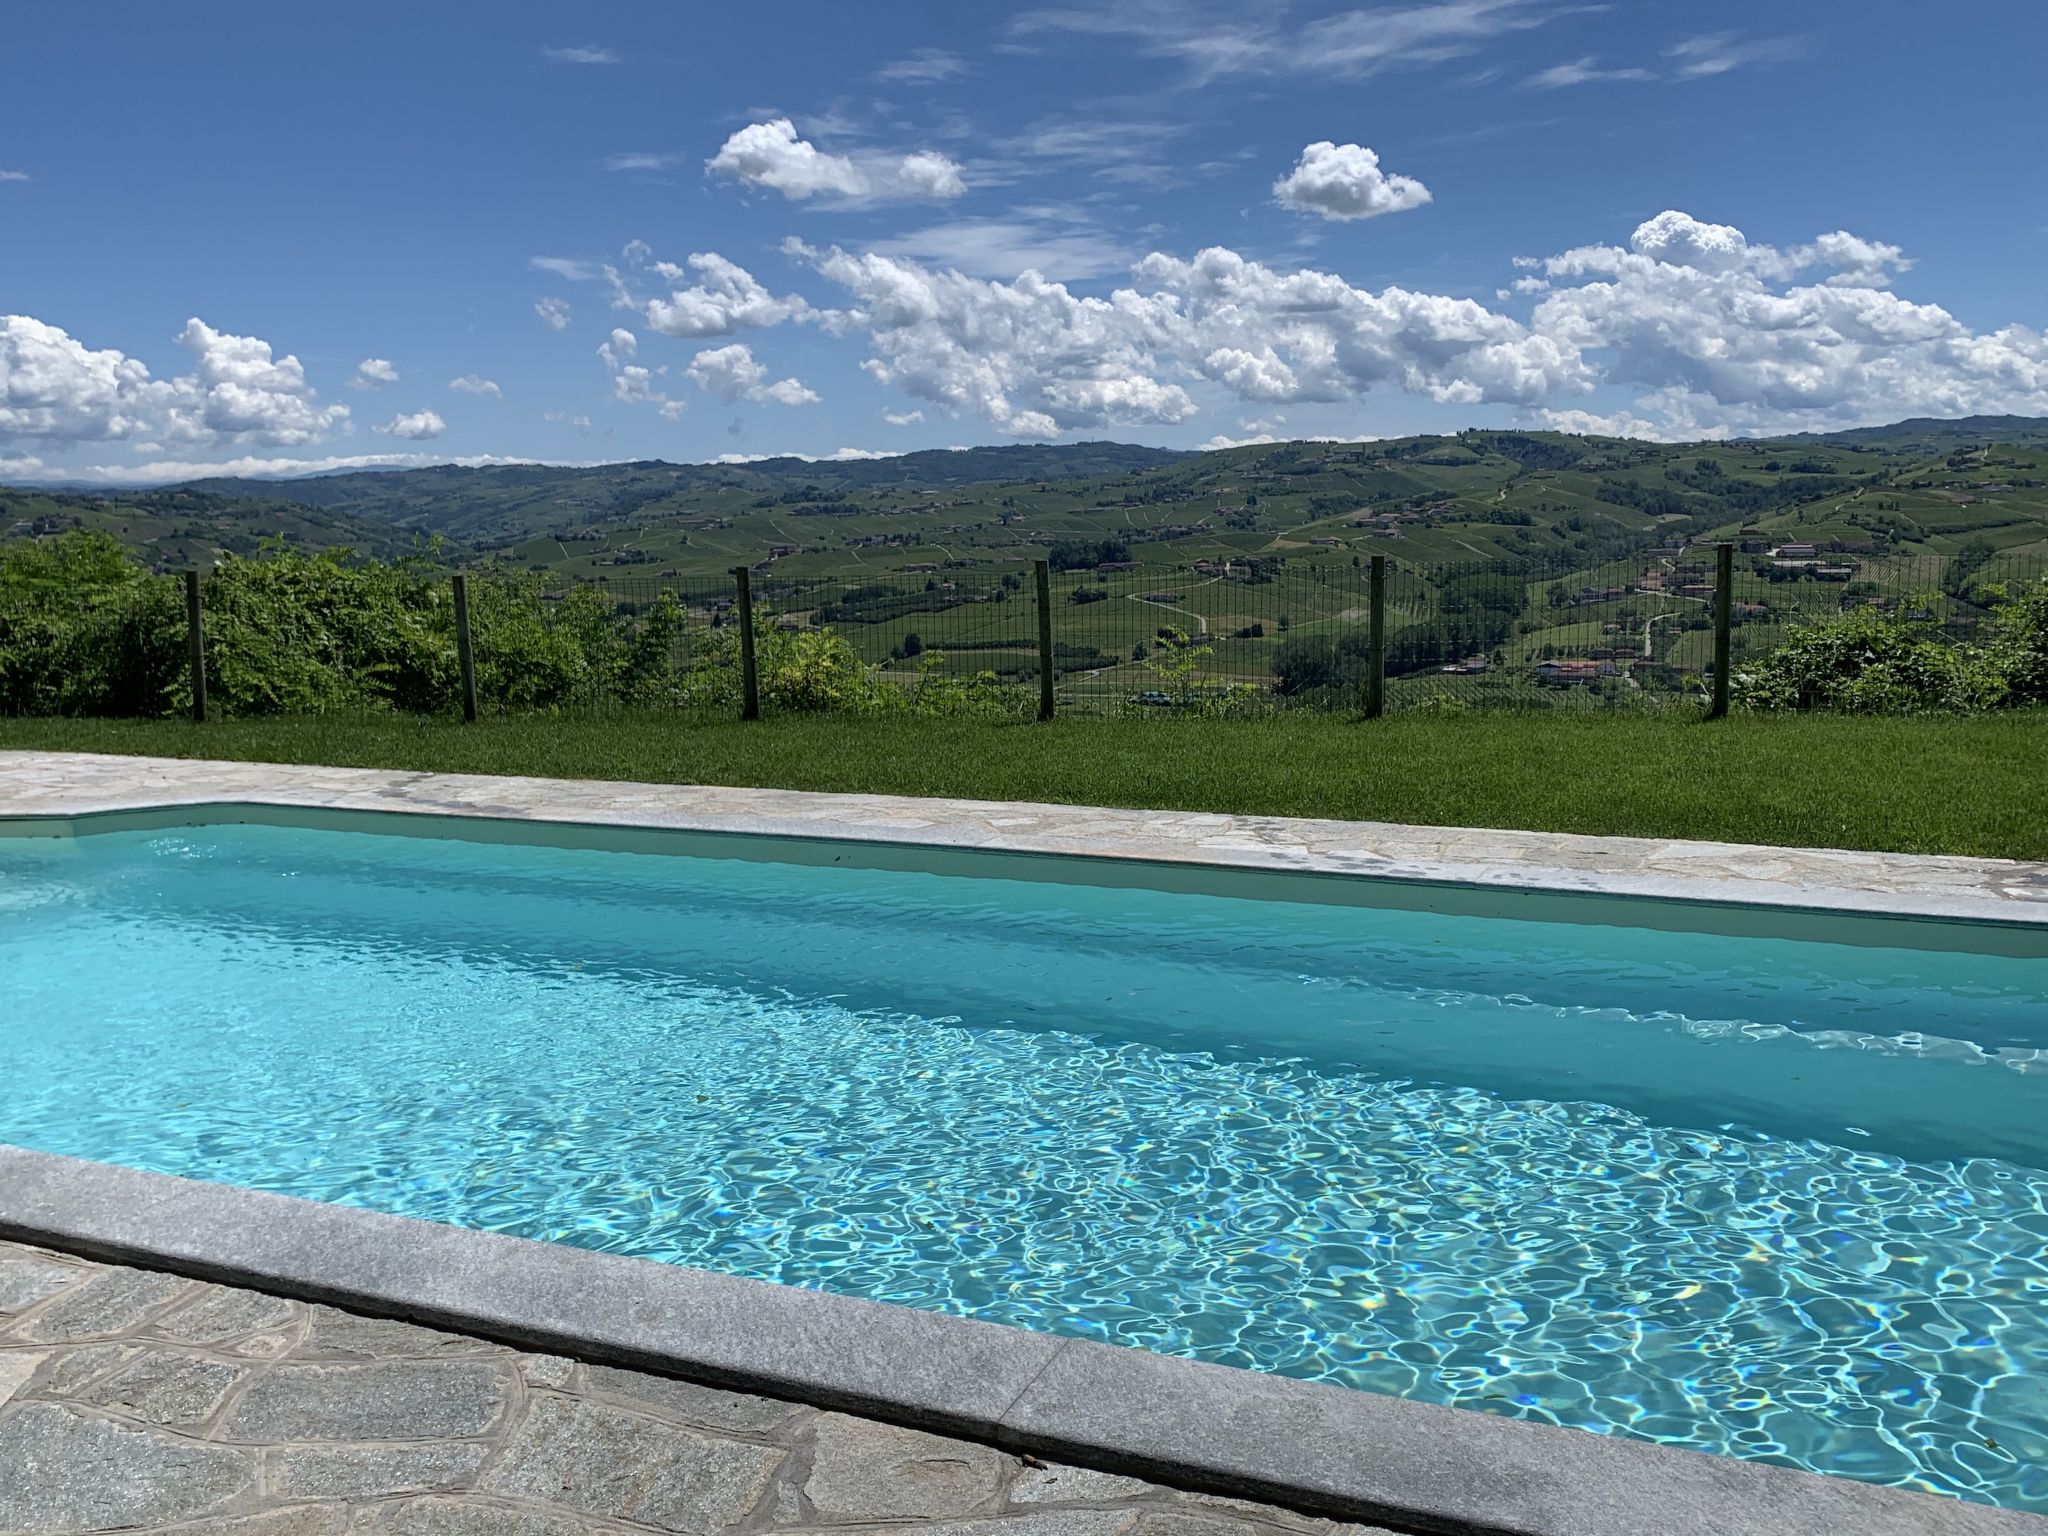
163 442 1190 547
1786 415 2048 448
0 485 460 571
738 441 1191 486
6 415 2044 583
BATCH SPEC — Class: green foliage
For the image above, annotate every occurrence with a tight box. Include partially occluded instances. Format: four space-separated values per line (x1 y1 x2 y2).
1271 630 1372 698
0 531 184 715
1047 537 1130 571
679 612 1028 718
1139 626 1212 705
907 651 1033 719
3 533 937 719
1733 578 2048 713
1981 578 2048 705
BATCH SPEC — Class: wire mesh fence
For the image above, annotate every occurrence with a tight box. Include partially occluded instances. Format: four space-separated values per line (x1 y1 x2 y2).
3 542 2042 721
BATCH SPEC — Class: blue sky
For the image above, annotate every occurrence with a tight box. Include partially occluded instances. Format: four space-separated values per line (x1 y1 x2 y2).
4 0 2045 484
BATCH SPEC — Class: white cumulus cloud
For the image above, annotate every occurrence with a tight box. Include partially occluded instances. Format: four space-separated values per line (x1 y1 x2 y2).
787 240 1197 438
2 314 162 441
373 409 445 440
787 236 1581 438
895 150 968 199
163 319 353 446
612 250 815 339
1528 210 2048 436
1273 142 1432 221
353 357 399 388
883 409 924 426
448 375 502 396
782 208 2048 441
684 343 820 406
534 297 572 331
707 119 966 204
1 315 354 452
597 326 680 414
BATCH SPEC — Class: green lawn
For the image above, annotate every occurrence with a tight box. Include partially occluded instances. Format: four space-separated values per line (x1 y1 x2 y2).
4 711 2043 861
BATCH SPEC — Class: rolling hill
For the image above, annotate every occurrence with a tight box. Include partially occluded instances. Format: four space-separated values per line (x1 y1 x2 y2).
7 418 2044 583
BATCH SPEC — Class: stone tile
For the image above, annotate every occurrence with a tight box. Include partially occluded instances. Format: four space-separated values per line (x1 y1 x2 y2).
32 1339 138 1397
519 1351 581 1390
1136 1515 1257 1536
1168 1494 1328 1533
386 1499 604 1536
299 1304 508 1360
222 1360 508 1442
482 1395 784 1534
0 1347 50 1406
269 1441 491 1499
803 1413 1009 1521
0 1251 82 1314
1010 1463 1166 1505
0 1401 254 1531
582 1364 801 1432
166 1511 351 1536
234 1328 301 1360
154 1283 304 1345
772 1483 804 1524
75 1347 247 1427
791 1514 1144 1536
630 1438 789 1536
7 1264 190 1343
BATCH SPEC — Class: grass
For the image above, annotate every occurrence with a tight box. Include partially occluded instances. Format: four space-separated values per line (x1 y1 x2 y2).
4 710 2045 861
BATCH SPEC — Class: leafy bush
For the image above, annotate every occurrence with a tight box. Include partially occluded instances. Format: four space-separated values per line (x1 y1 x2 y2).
1047 537 1130 571
1732 579 2047 713
0 532 186 715
679 613 1027 718
1271 630 1372 697
1982 578 2048 705
1 533 1034 719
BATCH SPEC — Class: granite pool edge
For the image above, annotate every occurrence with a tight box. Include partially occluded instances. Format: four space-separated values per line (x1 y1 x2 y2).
2 749 2045 929
1 1147 2036 1536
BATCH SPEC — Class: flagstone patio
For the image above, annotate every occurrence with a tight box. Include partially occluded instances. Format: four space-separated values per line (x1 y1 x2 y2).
0 1238 1387 1536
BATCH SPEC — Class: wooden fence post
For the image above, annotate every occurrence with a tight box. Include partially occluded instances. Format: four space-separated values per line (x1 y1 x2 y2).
733 566 760 721
452 573 479 724
183 570 208 724
1708 541 1733 720
1034 558 1056 722
1364 554 1387 720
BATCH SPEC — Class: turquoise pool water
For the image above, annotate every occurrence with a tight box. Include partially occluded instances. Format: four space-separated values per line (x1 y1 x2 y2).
2 817 2044 1509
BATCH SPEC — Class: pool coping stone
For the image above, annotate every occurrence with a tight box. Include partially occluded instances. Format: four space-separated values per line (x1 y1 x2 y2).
1 1148 2038 1536
1 749 2045 931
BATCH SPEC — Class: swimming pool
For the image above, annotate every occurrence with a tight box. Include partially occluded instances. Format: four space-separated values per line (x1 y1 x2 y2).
2 809 2044 1510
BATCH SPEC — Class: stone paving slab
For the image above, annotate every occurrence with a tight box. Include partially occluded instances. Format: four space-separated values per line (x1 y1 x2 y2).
0 1238 1390 1536
5 1153 2042 1536
2 750 2043 931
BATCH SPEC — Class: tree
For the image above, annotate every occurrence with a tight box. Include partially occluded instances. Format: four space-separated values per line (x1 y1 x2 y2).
1272 631 1371 696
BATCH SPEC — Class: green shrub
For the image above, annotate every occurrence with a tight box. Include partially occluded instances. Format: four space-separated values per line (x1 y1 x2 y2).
0 532 186 715
1733 579 2047 713
1983 578 2048 705
0 534 693 718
